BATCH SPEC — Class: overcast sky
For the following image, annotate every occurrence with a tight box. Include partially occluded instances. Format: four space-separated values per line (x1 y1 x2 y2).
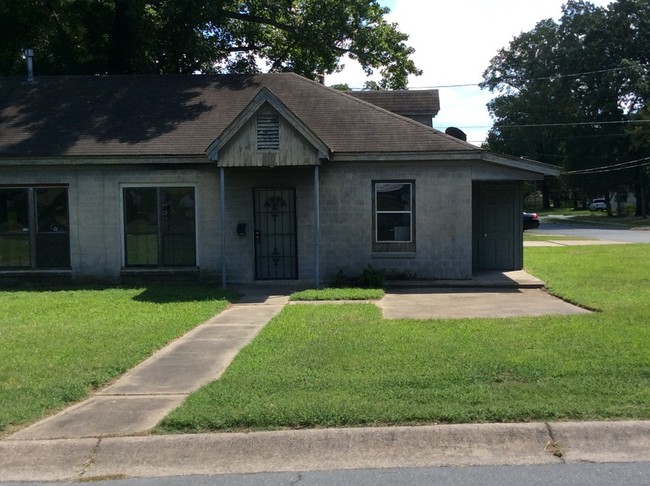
326 0 615 146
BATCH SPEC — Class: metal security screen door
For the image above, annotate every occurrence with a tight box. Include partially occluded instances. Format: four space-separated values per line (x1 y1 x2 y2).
253 189 298 279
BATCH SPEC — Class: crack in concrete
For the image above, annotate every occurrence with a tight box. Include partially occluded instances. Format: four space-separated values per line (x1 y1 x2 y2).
79 437 102 479
544 422 566 463
290 472 304 485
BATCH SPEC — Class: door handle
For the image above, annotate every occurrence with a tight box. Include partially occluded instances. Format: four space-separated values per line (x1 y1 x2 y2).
255 230 261 240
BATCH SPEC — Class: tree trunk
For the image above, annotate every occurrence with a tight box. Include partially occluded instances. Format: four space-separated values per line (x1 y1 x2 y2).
637 177 648 218
541 178 551 209
636 168 648 218
109 0 137 74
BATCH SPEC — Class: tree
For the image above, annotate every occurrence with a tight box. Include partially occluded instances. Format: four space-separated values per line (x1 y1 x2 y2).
0 0 420 89
480 0 650 210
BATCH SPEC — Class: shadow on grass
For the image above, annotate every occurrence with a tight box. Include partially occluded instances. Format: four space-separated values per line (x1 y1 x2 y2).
132 284 239 304
0 279 239 304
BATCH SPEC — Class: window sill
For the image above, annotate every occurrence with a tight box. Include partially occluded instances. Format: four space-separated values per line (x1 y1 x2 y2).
0 269 71 275
371 252 416 259
121 267 199 276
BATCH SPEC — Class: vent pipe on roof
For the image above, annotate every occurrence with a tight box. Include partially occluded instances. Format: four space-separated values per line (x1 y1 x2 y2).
21 48 34 82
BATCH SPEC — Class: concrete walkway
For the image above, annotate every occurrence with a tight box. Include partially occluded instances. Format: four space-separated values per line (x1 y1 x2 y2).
524 239 630 247
9 291 289 441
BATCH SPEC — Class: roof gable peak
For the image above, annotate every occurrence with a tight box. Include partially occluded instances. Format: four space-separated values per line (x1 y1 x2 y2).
206 86 329 161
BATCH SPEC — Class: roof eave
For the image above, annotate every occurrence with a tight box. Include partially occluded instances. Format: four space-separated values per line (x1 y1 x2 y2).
0 155 211 165
330 150 561 177
480 152 561 176
330 150 484 162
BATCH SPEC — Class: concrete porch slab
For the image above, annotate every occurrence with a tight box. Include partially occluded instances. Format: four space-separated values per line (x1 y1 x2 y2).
386 270 545 289
378 288 591 320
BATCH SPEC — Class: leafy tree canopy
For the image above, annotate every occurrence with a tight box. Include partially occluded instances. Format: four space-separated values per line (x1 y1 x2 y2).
0 0 421 89
480 0 650 207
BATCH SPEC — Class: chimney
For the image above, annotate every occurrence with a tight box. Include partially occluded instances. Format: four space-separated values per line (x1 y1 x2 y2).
22 48 34 82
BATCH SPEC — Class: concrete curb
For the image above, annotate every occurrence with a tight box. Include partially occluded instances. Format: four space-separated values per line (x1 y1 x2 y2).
2 421 649 482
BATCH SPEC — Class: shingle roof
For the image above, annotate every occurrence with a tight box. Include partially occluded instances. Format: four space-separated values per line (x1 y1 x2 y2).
346 89 440 118
0 73 473 158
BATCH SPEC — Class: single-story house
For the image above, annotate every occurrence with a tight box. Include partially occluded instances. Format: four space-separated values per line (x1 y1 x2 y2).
0 73 559 286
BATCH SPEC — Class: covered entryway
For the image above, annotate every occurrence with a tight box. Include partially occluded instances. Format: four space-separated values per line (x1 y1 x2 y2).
253 188 298 279
473 182 523 272
208 88 330 288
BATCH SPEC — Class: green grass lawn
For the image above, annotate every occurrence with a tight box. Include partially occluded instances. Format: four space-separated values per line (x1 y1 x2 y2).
290 288 385 301
541 210 650 229
158 245 650 432
0 285 234 436
523 234 592 241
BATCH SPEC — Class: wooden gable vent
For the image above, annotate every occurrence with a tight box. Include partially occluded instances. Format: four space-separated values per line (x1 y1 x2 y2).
257 114 280 150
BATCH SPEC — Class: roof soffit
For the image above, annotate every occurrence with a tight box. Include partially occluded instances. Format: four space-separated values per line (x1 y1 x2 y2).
206 86 330 161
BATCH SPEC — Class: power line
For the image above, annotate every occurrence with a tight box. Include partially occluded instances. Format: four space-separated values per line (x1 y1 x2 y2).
496 119 650 129
434 119 650 131
341 66 644 91
563 156 650 175
440 127 637 145
412 82 480 89
569 160 650 174
475 65 642 89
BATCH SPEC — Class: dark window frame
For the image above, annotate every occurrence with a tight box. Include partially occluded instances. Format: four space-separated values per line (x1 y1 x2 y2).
372 180 416 253
123 186 197 268
0 185 70 269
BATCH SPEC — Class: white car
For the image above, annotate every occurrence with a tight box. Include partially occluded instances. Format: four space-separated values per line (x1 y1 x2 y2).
589 198 607 211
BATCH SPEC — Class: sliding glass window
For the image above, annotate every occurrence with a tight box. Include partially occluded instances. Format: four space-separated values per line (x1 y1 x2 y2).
0 187 70 269
123 187 196 267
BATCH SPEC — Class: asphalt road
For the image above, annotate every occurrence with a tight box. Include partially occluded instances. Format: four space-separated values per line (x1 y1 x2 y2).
5 462 650 486
534 220 650 243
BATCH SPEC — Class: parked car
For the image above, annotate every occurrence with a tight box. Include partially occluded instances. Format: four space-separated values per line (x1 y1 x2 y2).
589 198 607 211
523 212 540 230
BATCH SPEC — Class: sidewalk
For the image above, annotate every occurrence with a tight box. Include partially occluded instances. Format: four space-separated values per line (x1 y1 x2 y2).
524 239 630 247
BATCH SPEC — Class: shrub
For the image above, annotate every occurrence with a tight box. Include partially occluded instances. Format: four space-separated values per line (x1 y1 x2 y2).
358 264 384 288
